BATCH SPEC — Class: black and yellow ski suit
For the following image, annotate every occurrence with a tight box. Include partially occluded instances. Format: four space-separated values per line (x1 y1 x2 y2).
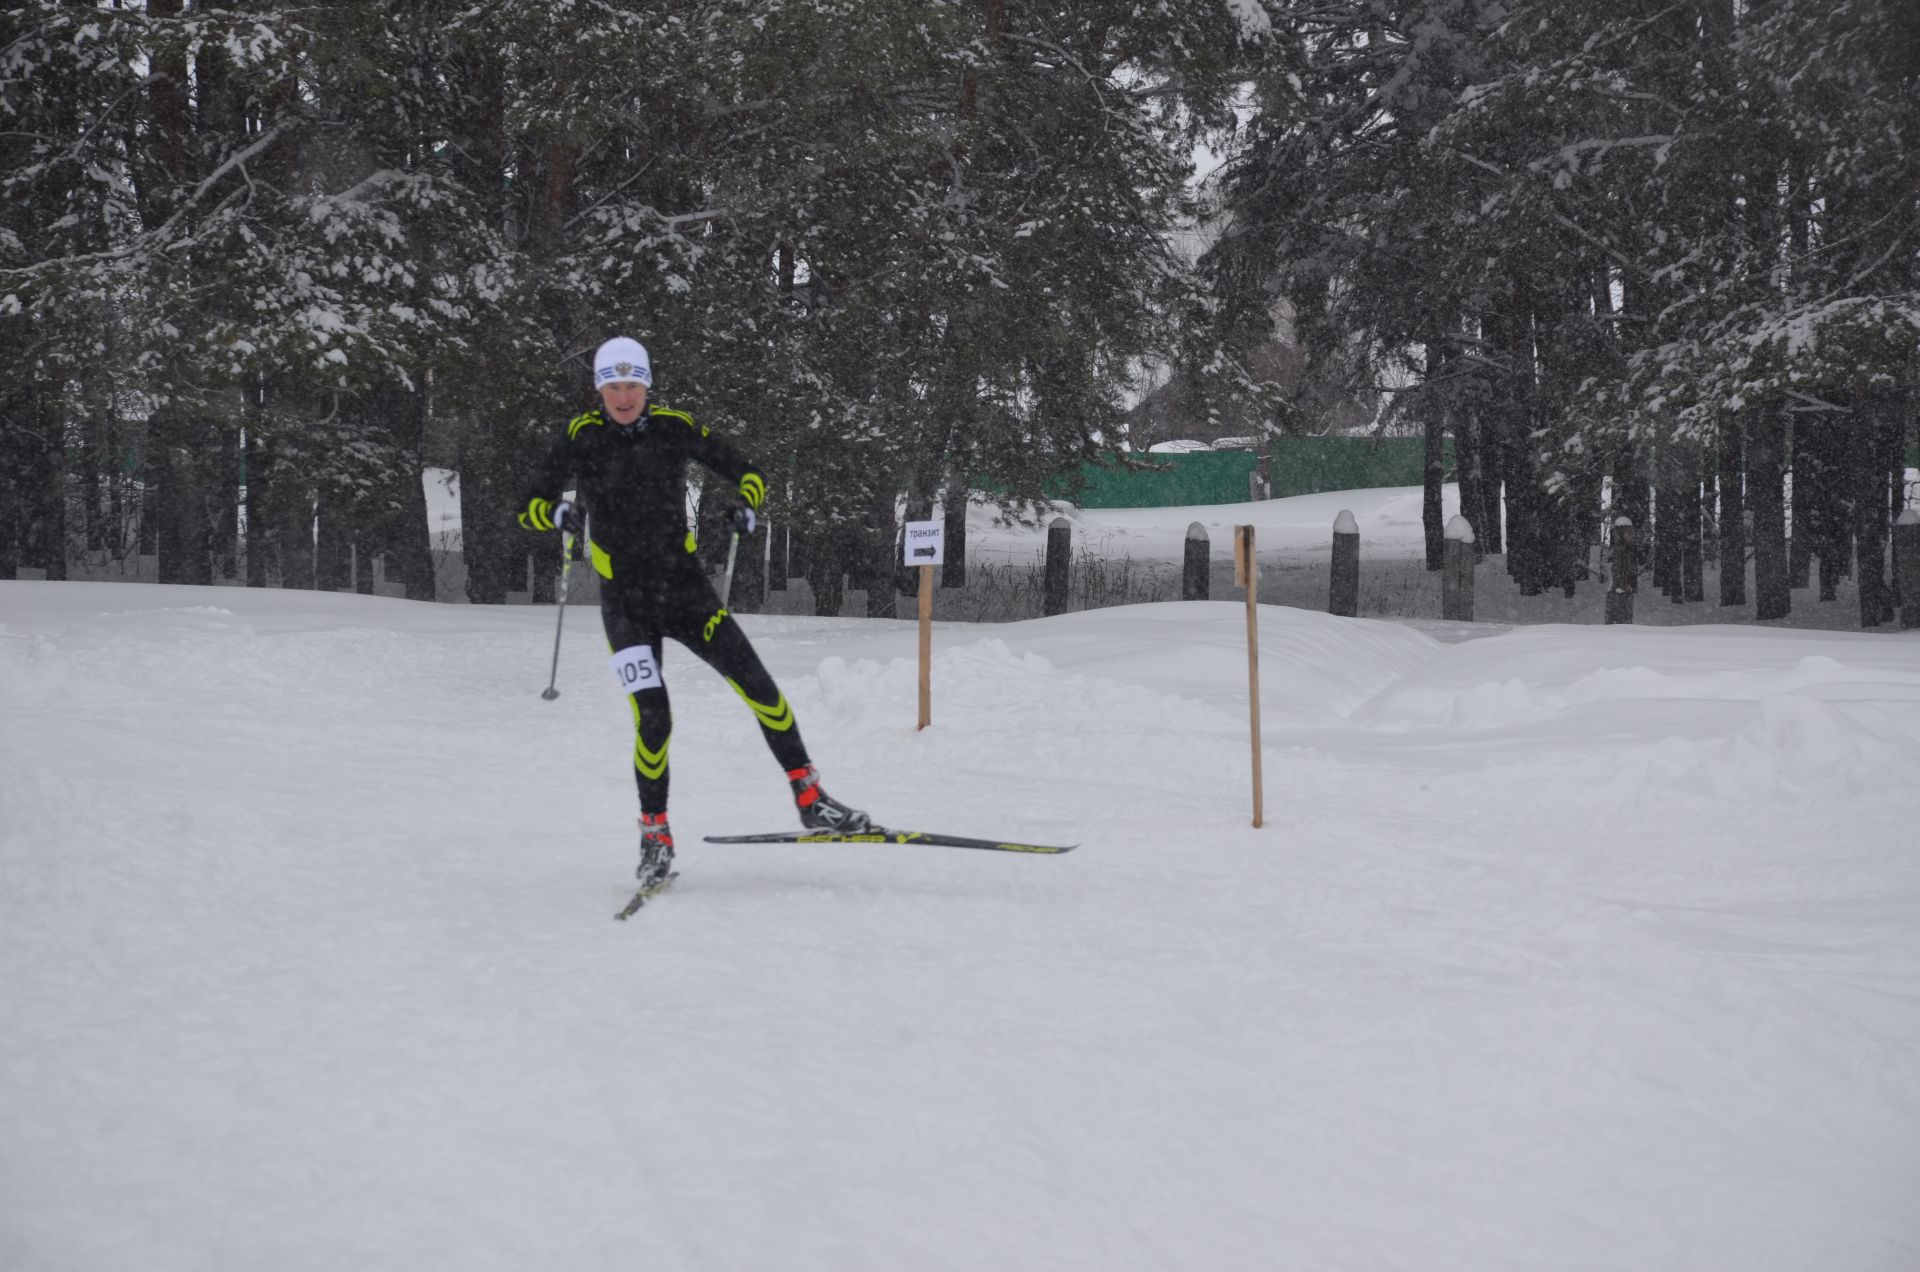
518 403 807 814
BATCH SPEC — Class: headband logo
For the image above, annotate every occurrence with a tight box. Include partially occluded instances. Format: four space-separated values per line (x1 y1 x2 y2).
615 362 634 376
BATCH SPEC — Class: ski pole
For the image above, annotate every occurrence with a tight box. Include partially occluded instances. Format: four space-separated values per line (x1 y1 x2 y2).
540 533 574 701
719 531 740 606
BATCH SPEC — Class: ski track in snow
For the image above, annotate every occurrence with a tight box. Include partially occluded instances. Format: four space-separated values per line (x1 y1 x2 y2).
3 581 1919 1272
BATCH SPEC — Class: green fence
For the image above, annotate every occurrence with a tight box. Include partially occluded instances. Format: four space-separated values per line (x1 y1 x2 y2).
1068 438 1447 508
1062 438 1910 510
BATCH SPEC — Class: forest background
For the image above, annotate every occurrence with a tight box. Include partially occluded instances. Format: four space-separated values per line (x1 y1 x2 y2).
3 0 1916 625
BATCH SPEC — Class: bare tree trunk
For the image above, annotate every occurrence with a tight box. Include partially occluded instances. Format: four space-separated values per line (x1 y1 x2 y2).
942 479 969 587
1787 415 1812 588
789 522 812 587
314 495 349 591
245 424 271 587
1479 432 1506 556
1422 388 1446 571
18 401 69 580
1717 415 1746 605
355 541 376 594
1891 393 1914 611
1798 408 1850 602
1750 406 1790 620
1681 455 1705 603
271 478 317 591
528 540 557 603
865 484 898 618
1856 391 1895 626
210 425 240 581
389 385 438 601
1454 406 1486 559
808 526 850 617
767 520 788 592
733 520 767 611
456 409 523 604
1613 440 1650 580
152 412 213 585
1650 440 1676 597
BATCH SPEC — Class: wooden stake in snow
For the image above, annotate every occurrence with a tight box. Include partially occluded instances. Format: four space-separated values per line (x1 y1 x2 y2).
902 519 946 729
1236 524 1264 828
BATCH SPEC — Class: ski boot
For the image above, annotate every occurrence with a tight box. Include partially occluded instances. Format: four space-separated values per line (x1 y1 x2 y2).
788 764 871 833
636 812 676 888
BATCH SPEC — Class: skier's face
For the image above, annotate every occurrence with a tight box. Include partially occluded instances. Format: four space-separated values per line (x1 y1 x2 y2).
600 380 648 424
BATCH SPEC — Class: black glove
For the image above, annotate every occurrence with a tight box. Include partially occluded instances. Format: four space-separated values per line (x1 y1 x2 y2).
554 500 584 537
729 500 757 535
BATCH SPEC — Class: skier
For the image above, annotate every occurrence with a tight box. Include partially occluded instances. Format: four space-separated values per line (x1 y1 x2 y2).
518 336 869 889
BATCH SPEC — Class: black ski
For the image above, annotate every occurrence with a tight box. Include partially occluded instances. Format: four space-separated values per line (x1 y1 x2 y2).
614 871 678 920
702 828 1076 855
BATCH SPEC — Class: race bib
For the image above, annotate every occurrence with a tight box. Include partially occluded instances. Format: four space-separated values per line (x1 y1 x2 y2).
609 644 662 693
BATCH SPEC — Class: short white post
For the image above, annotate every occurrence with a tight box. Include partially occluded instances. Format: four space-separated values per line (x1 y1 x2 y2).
1443 515 1476 621
1329 509 1359 616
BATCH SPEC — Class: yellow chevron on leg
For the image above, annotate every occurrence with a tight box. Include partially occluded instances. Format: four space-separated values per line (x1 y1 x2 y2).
634 730 669 781
725 677 794 732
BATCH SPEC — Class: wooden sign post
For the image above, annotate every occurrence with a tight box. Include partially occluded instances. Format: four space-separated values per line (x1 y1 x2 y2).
1235 524 1264 828
903 519 945 730
917 563 933 728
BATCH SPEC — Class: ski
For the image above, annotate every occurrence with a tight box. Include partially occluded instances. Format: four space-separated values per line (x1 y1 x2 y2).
701 828 1076 855
614 870 678 920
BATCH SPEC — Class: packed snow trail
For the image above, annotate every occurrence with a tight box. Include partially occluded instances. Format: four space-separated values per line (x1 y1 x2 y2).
3 582 1918 1272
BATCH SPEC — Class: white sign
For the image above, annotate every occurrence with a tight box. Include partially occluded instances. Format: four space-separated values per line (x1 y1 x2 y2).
903 520 945 567
608 644 662 693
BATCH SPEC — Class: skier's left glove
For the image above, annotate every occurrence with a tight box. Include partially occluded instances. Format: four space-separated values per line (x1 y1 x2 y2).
728 499 756 536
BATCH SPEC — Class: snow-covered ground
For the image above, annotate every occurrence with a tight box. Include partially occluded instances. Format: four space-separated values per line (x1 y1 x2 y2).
4 580 1919 1272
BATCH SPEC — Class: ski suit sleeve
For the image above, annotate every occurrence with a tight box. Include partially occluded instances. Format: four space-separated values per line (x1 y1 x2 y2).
656 406 766 511
515 412 589 531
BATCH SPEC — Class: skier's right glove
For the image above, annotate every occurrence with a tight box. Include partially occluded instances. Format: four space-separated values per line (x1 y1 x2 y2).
728 500 756 536
518 497 582 536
